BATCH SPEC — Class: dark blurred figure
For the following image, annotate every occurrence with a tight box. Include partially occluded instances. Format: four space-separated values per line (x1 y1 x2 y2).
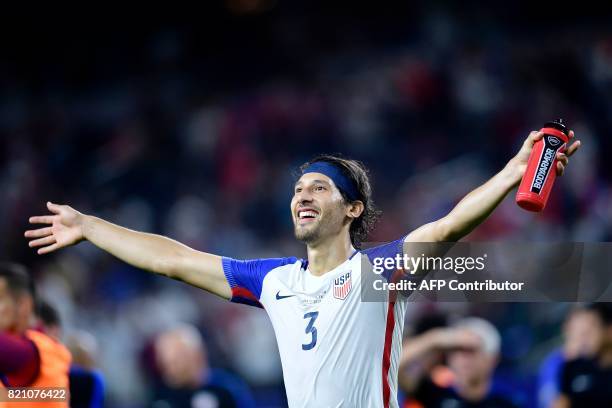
554 303 612 408
37 300 105 408
151 324 255 408
0 262 71 408
537 304 605 408
398 312 453 407
37 300 63 340
399 317 519 408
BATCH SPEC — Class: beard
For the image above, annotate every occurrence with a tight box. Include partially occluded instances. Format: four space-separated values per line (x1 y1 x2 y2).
294 211 347 245
293 200 349 245
294 221 322 244
294 226 321 244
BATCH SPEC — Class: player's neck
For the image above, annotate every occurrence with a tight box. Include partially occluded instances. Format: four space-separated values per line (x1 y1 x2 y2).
306 234 354 277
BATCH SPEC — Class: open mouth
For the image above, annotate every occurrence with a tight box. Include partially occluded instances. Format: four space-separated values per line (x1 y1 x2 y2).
297 208 319 223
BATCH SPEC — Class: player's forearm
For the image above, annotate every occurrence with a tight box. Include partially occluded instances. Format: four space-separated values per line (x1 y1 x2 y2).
81 215 194 278
439 161 521 241
27 204 229 297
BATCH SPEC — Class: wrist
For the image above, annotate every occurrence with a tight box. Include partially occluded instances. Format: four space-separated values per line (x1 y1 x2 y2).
80 214 93 241
503 158 524 190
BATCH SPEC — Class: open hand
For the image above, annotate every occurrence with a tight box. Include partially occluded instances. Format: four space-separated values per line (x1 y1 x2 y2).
25 202 85 255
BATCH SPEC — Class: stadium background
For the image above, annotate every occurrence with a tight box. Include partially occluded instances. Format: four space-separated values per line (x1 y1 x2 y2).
1 2 611 407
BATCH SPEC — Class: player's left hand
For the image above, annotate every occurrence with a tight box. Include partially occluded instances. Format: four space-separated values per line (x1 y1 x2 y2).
512 129 581 178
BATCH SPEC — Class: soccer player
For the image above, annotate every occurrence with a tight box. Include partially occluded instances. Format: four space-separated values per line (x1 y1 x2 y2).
0 263 71 408
25 131 580 407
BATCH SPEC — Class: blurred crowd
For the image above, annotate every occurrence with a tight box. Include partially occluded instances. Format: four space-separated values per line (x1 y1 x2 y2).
1 2 612 407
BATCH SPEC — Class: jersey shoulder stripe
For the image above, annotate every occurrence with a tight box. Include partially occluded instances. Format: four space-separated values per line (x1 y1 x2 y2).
222 257 299 308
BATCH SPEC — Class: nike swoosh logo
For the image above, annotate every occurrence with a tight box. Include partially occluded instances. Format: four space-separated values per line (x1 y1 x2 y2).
276 291 295 300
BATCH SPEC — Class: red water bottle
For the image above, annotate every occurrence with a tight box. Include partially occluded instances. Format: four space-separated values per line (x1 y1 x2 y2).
516 119 571 212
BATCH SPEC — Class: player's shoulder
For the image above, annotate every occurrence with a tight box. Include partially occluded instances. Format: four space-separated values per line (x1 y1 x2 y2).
262 256 306 280
358 236 407 262
222 256 301 275
252 256 302 271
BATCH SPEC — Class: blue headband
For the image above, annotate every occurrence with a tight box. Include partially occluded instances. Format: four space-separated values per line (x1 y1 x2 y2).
302 162 360 201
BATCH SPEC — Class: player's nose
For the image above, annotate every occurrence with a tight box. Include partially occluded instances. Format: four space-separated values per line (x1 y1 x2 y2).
294 189 314 203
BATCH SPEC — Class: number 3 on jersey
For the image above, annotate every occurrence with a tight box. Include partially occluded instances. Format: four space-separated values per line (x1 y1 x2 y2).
302 311 319 350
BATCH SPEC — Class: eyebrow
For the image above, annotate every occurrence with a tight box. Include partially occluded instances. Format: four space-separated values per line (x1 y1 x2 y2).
294 179 331 188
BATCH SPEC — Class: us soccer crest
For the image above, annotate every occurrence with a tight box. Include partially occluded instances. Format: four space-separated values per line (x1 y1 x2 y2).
333 271 352 300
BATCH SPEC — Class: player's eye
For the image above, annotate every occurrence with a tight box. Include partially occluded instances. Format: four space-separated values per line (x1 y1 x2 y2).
314 185 326 192
295 187 302 194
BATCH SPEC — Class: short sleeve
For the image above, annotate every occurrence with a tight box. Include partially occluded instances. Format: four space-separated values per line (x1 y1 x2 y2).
222 257 297 308
361 236 406 282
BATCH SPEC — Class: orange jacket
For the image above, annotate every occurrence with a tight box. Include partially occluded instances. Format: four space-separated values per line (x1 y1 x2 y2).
0 330 71 408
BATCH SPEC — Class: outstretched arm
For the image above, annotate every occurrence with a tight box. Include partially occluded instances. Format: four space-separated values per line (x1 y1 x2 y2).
25 203 231 299
405 130 581 242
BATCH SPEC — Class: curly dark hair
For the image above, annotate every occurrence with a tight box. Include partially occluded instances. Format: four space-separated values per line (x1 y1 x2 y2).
298 154 381 248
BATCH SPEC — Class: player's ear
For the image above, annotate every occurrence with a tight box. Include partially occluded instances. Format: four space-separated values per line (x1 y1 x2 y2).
346 200 364 220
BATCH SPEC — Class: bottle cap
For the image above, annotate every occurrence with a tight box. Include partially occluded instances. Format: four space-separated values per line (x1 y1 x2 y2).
543 119 570 137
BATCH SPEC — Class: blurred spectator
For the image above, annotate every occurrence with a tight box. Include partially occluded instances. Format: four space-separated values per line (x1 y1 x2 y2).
0 263 71 408
37 300 105 408
37 299 63 341
151 324 255 408
399 317 519 407
66 331 105 408
554 303 612 408
537 304 605 408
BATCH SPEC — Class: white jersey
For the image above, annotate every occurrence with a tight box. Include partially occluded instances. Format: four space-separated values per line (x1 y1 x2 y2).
222 238 407 408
